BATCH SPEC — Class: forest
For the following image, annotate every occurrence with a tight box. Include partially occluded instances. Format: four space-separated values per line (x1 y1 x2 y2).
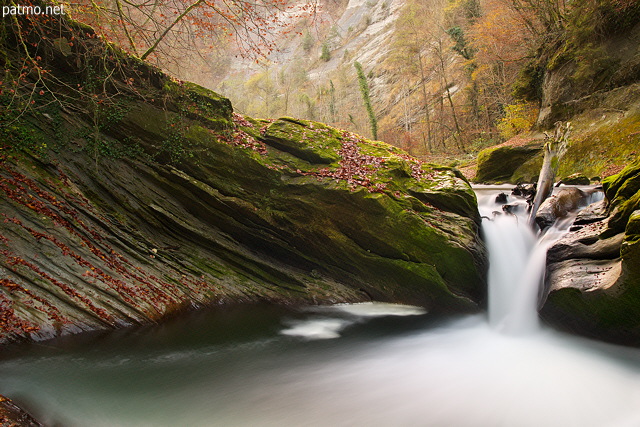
4 0 640 160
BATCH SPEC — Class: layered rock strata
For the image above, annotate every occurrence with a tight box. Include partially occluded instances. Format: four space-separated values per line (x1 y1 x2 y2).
541 159 640 345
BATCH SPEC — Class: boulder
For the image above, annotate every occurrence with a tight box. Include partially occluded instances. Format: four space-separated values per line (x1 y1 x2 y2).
475 143 543 183
540 159 640 346
535 187 585 230
560 173 590 185
495 192 508 204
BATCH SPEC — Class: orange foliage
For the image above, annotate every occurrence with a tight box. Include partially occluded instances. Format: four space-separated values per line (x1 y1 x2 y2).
469 0 532 64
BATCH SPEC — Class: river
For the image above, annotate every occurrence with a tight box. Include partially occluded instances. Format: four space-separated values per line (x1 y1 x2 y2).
1 186 639 426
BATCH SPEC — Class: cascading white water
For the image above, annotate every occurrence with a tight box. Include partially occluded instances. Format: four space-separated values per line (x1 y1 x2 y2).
479 190 536 332
478 185 603 334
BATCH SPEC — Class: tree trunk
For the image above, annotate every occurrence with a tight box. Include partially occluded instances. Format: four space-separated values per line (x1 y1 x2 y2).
417 51 433 153
528 121 572 228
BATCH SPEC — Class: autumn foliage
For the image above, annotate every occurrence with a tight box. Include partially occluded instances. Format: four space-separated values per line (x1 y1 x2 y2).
63 0 319 62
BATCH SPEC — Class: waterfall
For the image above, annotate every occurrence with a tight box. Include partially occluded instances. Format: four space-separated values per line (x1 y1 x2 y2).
477 185 602 335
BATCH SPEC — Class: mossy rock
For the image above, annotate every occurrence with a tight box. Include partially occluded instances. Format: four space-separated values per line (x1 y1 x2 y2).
475 142 544 183
541 275 640 346
0 8 489 346
511 151 544 184
262 118 342 164
560 173 590 185
0 81 488 346
556 97 640 180
603 157 640 202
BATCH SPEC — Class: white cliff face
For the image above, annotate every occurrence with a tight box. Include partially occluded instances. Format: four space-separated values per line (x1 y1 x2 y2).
307 0 403 80
212 0 405 104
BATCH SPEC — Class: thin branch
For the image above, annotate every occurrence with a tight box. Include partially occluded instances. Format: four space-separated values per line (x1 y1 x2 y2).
140 0 206 60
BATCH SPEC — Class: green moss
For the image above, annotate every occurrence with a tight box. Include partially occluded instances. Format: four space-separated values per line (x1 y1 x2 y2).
559 111 640 179
560 173 590 185
511 152 544 183
603 157 640 200
0 117 49 156
475 143 543 183
262 118 342 164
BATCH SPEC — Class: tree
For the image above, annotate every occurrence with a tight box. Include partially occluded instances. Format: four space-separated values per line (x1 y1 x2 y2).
64 0 318 63
302 30 314 53
320 42 331 62
389 0 440 152
528 122 571 227
354 61 378 140
245 68 277 118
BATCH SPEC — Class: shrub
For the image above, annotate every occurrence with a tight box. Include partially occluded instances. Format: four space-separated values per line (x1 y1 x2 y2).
320 42 331 62
497 103 539 139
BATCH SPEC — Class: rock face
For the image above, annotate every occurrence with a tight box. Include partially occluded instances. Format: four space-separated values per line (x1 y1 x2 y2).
538 21 640 129
540 159 640 345
0 20 487 346
0 395 43 427
475 143 543 183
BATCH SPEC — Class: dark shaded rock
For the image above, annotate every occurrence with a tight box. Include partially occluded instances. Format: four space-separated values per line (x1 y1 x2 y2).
495 193 508 204
540 159 640 346
475 143 544 183
502 203 521 215
0 395 43 427
511 183 536 202
560 173 590 185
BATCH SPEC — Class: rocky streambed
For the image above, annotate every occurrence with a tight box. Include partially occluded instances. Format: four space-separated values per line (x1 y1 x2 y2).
540 159 640 345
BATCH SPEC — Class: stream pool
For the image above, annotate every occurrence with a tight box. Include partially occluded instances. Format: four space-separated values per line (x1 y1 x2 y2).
1 303 640 427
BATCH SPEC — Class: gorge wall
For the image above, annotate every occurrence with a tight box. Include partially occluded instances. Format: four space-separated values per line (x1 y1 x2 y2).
540 160 640 346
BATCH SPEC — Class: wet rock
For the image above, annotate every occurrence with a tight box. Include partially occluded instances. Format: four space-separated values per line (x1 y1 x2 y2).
535 187 585 230
573 199 609 228
512 183 536 203
0 395 43 427
495 192 508 204
502 203 521 215
546 224 624 263
540 159 640 346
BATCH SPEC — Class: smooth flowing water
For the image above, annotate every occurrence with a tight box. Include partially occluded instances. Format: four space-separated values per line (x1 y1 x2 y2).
1 186 639 427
